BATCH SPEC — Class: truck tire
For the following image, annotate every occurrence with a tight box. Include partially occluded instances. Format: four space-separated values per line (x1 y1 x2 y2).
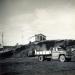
59 55 65 62
38 56 44 61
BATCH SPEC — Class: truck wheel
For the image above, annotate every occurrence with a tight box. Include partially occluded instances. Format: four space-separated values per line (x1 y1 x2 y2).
38 56 44 61
59 55 65 62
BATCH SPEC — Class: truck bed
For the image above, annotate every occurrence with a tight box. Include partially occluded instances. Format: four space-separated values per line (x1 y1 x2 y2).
35 50 51 55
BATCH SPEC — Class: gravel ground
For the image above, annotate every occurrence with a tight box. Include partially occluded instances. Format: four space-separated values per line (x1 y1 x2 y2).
0 57 75 75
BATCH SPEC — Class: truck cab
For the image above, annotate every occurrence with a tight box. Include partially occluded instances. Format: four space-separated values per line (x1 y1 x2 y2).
51 47 67 62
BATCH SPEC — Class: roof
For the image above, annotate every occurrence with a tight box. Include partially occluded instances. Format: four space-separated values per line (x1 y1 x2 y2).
35 33 46 37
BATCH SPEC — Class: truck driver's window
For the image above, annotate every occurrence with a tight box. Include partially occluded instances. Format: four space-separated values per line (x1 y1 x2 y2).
56 48 58 51
58 47 62 51
53 47 58 51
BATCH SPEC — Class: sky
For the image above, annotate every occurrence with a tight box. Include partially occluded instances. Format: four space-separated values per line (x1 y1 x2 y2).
0 0 75 46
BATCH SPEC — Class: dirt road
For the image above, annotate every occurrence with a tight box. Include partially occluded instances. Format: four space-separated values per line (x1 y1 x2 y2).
0 57 75 75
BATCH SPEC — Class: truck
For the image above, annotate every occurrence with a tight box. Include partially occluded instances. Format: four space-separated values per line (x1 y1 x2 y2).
34 46 72 62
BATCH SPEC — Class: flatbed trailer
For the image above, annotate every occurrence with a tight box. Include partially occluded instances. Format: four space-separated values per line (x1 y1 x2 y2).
35 50 51 55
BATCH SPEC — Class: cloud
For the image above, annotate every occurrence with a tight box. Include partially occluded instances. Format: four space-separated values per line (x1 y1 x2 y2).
2 7 75 45
31 8 75 39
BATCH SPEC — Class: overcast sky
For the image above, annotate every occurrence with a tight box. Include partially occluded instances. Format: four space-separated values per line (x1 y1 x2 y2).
0 0 75 46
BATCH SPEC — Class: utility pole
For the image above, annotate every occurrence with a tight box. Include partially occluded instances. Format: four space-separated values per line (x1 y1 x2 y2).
2 32 4 48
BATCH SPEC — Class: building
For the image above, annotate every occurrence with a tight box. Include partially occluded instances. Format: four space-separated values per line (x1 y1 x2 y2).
35 34 46 42
29 34 46 43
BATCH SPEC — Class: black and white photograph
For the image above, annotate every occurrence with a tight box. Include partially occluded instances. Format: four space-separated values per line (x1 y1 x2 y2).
0 0 75 75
